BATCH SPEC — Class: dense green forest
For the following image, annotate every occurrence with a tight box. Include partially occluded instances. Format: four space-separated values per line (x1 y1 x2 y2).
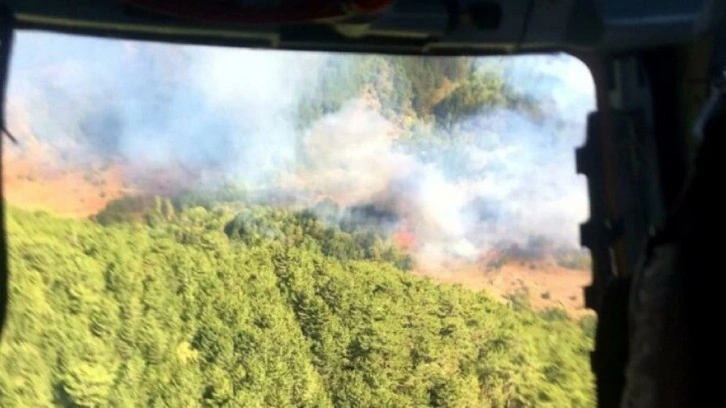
1 205 594 407
296 56 537 131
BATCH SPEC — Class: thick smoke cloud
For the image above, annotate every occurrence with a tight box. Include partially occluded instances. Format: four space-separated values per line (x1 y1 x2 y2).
8 33 322 184
6 32 595 266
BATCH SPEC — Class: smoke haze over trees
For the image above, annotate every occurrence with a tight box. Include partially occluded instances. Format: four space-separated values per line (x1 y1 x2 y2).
7 32 594 266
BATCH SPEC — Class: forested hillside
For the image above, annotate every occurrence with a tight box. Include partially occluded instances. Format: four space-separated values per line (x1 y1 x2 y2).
295 56 535 129
1 206 594 407
3 33 597 407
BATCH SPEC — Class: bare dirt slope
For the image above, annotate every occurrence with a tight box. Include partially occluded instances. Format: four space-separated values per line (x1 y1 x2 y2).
414 260 592 317
2 102 127 217
3 146 127 218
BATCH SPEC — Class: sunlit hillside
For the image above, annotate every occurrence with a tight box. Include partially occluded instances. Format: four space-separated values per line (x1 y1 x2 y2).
1 32 596 406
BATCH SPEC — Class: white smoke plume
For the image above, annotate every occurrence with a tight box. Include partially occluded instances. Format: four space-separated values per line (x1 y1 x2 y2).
6 31 595 267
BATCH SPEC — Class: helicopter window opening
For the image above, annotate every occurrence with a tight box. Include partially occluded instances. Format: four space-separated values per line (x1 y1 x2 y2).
1 31 598 407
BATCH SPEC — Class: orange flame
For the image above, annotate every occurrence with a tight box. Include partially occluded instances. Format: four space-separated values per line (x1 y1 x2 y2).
393 223 417 251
